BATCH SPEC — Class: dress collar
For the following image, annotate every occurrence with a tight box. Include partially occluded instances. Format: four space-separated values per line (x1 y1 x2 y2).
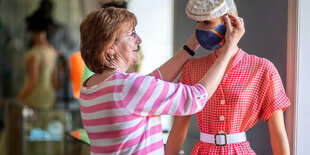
212 48 245 72
229 48 245 70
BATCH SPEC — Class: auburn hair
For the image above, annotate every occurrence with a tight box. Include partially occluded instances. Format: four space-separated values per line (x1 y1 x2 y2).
80 7 137 73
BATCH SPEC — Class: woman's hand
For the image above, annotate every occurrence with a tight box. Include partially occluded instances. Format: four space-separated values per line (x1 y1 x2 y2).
223 13 245 48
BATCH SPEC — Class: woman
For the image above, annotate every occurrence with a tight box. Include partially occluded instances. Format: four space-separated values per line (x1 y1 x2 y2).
18 9 57 109
79 7 244 154
165 0 290 155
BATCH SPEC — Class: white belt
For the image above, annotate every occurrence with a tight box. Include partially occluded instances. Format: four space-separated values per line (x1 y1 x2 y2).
200 131 247 146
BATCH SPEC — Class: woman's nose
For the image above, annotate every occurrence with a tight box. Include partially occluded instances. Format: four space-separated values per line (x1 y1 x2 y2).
136 34 142 44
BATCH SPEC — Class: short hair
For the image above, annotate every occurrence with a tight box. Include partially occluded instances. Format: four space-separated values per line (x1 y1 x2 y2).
39 0 53 15
25 9 51 32
80 7 137 73
101 1 127 9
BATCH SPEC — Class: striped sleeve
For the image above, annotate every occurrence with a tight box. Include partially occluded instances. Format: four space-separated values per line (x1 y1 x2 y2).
148 69 163 80
120 72 208 116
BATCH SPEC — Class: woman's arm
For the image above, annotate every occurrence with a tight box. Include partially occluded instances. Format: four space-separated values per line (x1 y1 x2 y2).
162 14 244 99
121 15 244 117
159 14 244 86
268 110 290 155
18 56 39 105
158 31 200 82
165 116 191 155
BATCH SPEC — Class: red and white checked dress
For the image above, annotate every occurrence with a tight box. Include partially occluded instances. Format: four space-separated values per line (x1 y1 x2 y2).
179 49 291 155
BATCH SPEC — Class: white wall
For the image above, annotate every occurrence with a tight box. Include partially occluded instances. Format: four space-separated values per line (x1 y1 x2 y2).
128 0 173 75
295 0 310 154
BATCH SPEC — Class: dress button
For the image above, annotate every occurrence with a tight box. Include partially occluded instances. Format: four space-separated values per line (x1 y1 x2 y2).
219 116 225 121
220 100 225 105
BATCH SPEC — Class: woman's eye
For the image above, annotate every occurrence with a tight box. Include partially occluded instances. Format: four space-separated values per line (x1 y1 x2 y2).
129 30 137 38
204 21 211 25
130 31 136 37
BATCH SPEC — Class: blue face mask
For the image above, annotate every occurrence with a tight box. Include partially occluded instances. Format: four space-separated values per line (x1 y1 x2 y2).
195 24 226 51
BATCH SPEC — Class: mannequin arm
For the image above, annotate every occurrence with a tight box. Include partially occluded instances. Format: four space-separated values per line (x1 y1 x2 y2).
268 110 290 155
165 115 192 155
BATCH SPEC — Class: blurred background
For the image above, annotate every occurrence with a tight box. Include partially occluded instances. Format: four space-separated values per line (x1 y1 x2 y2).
0 0 175 154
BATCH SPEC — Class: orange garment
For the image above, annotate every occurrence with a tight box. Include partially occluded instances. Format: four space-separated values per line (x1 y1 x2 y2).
70 52 84 98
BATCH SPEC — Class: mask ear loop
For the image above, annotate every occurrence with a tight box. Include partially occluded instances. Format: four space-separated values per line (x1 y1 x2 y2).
221 13 228 25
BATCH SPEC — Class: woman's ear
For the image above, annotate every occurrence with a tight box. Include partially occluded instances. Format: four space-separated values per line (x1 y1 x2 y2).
108 44 116 54
106 45 116 60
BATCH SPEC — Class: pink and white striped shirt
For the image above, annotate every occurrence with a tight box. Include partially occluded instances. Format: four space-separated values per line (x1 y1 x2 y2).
80 70 208 154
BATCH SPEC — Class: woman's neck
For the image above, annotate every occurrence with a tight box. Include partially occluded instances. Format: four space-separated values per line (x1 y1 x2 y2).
112 54 130 73
113 63 128 73
85 69 118 87
33 31 50 47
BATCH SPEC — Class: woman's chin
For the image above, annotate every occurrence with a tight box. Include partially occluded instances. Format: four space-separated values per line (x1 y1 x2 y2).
133 61 139 65
133 57 139 64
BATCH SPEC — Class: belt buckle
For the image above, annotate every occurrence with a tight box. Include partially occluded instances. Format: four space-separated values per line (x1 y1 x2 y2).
214 132 227 146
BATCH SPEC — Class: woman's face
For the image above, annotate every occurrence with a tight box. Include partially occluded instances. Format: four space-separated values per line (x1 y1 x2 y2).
195 16 227 51
197 16 224 30
113 27 142 69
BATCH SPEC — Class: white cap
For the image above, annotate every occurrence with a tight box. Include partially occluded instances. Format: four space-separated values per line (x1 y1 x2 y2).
186 0 235 21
